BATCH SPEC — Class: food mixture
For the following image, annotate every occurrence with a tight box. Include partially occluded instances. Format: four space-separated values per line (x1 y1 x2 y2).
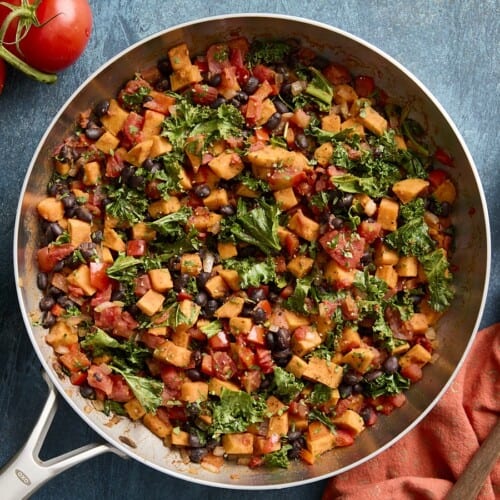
34 36 457 470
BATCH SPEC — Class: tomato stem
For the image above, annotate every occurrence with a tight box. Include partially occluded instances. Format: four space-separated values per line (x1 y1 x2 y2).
0 44 56 83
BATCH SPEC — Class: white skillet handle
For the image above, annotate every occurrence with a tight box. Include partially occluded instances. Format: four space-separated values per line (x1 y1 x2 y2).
0 372 124 499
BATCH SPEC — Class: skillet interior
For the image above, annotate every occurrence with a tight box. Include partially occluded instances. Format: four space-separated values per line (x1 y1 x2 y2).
14 14 490 489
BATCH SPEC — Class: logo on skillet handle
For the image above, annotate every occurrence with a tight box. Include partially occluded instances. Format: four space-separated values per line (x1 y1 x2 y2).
15 469 31 485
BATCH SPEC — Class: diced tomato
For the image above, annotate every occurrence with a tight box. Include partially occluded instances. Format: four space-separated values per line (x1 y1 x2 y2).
268 166 307 190
212 351 237 380
139 331 165 349
109 374 134 403
193 55 208 73
218 66 240 99
143 92 175 114
323 63 351 85
290 108 311 129
228 39 250 83
235 344 256 369
252 127 270 144
127 239 147 257
279 284 294 299
105 152 125 178
90 285 112 308
70 371 88 386
121 112 144 147
134 274 151 296
386 393 407 409
334 429 355 447
50 303 65 317
255 348 274 374
246 325 266 346
206 43 231 73
319 229 366 269
94 306 138 339
248 456 265 469
401 363 423 382
252 64 276 84
428 168 448 188
201 353 214 376
354 75 375 97
434 147 454 167
87 364 114 396
209 331 230 350
89 262 111 291
166 405 188 421
160 365 185 399
239 369 262 393
288 400 309 419
191 83 218 105
59 345 91 373
176 291 193 301
282 231 300 257
358 220 382 244
37 243 75 272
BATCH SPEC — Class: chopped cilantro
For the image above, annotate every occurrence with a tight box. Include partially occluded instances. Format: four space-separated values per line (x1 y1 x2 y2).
309 383 333 404
264 444 293 468
246 39 292 66
271 367 304 403
105 186 149 224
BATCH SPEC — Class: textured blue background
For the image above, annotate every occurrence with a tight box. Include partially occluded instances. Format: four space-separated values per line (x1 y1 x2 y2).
0 1 498 498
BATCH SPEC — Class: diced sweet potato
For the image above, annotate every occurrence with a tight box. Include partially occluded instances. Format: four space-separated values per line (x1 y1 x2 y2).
357 105 388 136
67 264 97 296
141 109 165 139
273 187 299 210
124 398 146 421
217 268 240 291
222 432 254 455
302 357 343 389
46 320 78 353
205 275 230 299
403 312 429 335
136 289 165 316
399 344 432 368
375 265 399 288
67 219 91 247
37 197 64 222
286 355 308 378
305 421 335 456
180 253 203 276
154 340 192 368
395 256 419 277
377 197 399 232
392 178 430 203
332 409 365 436
180 381 209 402
338 326 361 353
126 139 153 166
82 161 101 186
283 310 310 330
143 413 172 438
342 347 377 374
246 145 310 176
171 429 190 446
229 316 253 335
321 114 341 133
148 197 181 218
94 131 120 154
103 227 126 252
374 242 399 266
131 222 157 241
214 295 244 318
432 179 457 204
208 377 240 396
287 255 314 278
217 241 238 259
208 151 244 180
203 188 229 210
287 209 320 242
314 142 334 166
101 99 129 136
148 268 173 293
149 135 172 157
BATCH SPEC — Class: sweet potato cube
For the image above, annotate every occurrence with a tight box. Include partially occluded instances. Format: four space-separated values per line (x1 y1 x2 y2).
126 139 153 167
374 242 399 266
149 135 172 157
338 326 361 353
254 436 282 455
353 193 377 217
268 412 289 437
283 310 310 330
46 320 78 353
286 355 309 378
203 188 229 210
94 131 120 154
340 118 365 137
229 317 254 335
101 99 129 136
377 197 399 232
154 340 192 368
177 300 200 328
399 344 432 368
274 187 299 210
68 219 91 247
246 145 310 174
392 178 430 204
143 413 172 438
266 395 287 415
103 227 126 252
332 409 365 436
302 357 343 389
131 222 156 241
180 253 203 276
314 142 334 166
342 347 376 374
432 179 457 204
148 197 181 218
217 241 238 259
141 109 165 139
287 255 314 278
256 98 277 126
205 275 230 299
171 429 190 446
124 398 146 421
403 313 429 335
357 106 388 136
376 265 399 288
321 114 341 133
217 268 240 291
292 327 322 357
214 295 244 318
324 260 356 288
67 264 96 296
137 289 165 316
396 256 419 277
82 161 101 186
37 197 64 222
208 378 240 396
333 84 358 104
208 151 244 180
222 433 254 455
287 209 320 242
148 268 173 293
180 381 209 403
305 421 335 456
171 327 190 348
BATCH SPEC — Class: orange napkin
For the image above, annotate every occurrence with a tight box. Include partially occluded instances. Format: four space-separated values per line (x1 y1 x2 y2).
323 324 500 500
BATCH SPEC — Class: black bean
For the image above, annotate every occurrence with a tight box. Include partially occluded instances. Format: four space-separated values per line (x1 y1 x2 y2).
194 184 211 198
219 204 235 216
273 99 289 114
194 291 208 307
188 432 203 448
186 368 203 382
383 356 399 374
343 371 362 386
41 311 56 328
352 383 364 394
364 370 384 382
174 273 191 292
79 383 96 399
155 79 170 92
288 436 306 459
188 447 208 463
337 193 354 210
235 91 249 104
280 82 293 97
120 165 135 185
53 260 65 272
274 327 291 351
295 132 309 150
85 127 104 141
242 303 254 317
49 222 64 239
47 285 63 297
91 230 103 244
328 215 344 230
75 206 92 223
37 272 48 290
157 57 172 76
265 332 275 350
252 307 266 324
94 100 110 118
196 271 211 288
264 112 282 130
186 402 201 418
57 295 75 309
127 174 145 190
360 406 375 425
111 288 126 302
273 348 292 366
210 96 226 109
39 296 55 311
360 251 373 266
207 73 221 87
243 76 259 95
339 383 353 399
248 287 266 303
62 193 77 210
79 242 97 261
287 430 302 442
204 299 219 318
143 158 162 172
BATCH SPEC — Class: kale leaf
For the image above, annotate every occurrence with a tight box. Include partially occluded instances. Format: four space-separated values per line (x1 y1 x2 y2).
362 372 410 398
419 248 455 311
224 257 278 289
105 186 149 224
264 444 293 468
271 367 304 403
246 39 292 66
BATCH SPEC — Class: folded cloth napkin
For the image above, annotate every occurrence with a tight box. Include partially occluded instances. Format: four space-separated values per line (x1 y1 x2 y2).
323 324 500 500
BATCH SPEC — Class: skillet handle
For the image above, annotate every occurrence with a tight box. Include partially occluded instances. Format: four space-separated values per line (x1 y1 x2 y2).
0 372 124 499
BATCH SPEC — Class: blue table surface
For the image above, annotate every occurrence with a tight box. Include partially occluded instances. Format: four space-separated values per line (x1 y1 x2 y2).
0 1 498 498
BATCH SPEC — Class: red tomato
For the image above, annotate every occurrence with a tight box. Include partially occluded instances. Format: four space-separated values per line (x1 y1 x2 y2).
358 219 382 244
255 348 274 374
319 229 366 269
109 374 133 403
121 112 144 147
160 365 185 398
239 370 261 393
87 364 113 396
234 344 256 369
354 75 375 97
126 239 147 257
69 371 87 386
208 331 230 350
323 63 351 85
59 345 91 373
428 169 448 188
0 0 93 73
252 64 276 83
401 363 423 382
212 351 237 380
134 274 151 296
37 243 74 272
334 429 355 447
89 262 111 291
246 325 266 346
190 83 218 105
0 59 6 94
268 166 307 190
434 147 454 167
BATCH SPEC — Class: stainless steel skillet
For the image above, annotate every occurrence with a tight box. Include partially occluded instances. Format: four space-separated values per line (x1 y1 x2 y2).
4 13 490 498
